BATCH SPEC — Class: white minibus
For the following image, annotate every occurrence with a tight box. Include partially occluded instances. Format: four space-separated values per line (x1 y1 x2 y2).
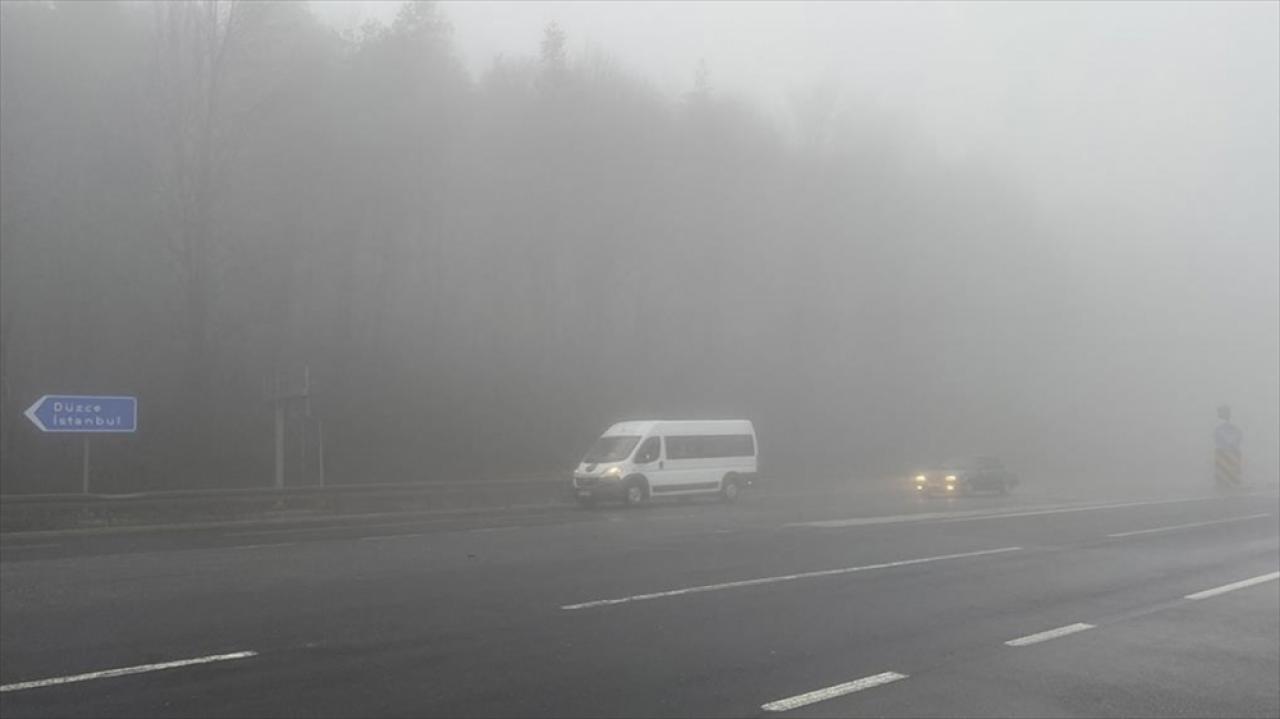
572 420 758 507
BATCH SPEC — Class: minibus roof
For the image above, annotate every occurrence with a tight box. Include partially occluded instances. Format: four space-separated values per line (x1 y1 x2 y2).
603 419 754 437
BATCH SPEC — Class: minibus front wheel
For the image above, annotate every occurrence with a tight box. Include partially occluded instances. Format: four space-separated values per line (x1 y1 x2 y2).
622 478 648 507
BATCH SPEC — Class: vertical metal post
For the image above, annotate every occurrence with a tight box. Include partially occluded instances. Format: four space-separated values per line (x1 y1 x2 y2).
317 419 325 488
274 401 285 490
300 408 309 480
301 365 311 480
82 436 91 494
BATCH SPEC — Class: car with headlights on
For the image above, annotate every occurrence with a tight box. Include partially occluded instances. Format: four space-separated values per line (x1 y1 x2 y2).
913 456 1018 497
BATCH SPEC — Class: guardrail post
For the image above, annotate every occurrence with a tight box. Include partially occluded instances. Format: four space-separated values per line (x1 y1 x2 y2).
274 403 285 491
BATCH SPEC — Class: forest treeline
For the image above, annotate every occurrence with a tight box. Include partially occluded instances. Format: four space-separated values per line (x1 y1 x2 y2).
0 1 1212 492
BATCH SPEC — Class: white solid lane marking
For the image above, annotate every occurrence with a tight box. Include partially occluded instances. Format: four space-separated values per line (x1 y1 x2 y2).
932 499 1232 525
2 543 61 550
232 543 297 550
1185 571 1280 600
795 497 1241 530
1004 623 1096 647
0 651 258 693
761 671 908 712
226 521 433 538
560 546 1021 610
652 513 706 522
787 505 1065 528
1107 513 1271 538
359 533 425 541
789 496 1231 530
224 508 570 537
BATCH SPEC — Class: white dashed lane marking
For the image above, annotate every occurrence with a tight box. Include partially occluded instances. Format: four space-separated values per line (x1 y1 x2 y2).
1004 623 1096 647
0 651 258 693
761 671 908 712
1185 572 1280 600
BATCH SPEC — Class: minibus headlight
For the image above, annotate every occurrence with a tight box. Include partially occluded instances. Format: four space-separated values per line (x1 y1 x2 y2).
603 466 623 478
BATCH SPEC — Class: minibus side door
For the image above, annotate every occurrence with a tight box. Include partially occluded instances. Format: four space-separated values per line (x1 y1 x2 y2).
632 435 666 491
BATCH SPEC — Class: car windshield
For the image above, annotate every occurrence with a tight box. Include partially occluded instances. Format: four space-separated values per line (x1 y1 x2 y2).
582 435 641 463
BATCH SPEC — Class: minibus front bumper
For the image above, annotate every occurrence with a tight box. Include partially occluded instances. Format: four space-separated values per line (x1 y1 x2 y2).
572 476 624 500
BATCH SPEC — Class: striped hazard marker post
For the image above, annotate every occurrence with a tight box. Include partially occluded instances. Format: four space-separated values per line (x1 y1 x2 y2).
1214 405 1243 489
1215 447 1242 488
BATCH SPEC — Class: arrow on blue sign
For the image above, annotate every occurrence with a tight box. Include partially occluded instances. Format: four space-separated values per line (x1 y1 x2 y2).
23 395 137 433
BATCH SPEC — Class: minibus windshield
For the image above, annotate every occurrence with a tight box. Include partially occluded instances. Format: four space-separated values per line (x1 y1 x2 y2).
583 435 641 463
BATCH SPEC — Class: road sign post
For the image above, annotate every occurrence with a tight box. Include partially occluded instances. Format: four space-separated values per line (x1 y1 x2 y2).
265 366 312 491
275 403 285 490
23 394 137 494
82 436 90 494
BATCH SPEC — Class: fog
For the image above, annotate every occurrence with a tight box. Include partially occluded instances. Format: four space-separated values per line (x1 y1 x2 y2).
1 0 1276 493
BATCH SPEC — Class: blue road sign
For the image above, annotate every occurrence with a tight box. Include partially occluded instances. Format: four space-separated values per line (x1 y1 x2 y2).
23 395 137 433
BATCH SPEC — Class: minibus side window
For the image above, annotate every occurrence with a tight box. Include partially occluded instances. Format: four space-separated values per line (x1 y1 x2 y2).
634 436 661 464
666 434 753 459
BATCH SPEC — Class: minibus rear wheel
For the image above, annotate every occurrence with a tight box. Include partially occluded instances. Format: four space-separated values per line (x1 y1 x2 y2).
720 475 741 503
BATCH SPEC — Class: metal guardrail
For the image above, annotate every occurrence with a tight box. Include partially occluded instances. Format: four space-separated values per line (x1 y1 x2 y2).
0 476 572 533
0 475 894 534
0 475 568 504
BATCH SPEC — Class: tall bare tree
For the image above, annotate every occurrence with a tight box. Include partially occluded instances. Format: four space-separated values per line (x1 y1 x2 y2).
152 0 240 404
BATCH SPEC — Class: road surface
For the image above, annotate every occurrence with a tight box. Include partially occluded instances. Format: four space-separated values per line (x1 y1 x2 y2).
3 483 1277 717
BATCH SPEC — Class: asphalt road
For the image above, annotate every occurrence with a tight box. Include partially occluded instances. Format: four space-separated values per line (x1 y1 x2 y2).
2 482 1277 718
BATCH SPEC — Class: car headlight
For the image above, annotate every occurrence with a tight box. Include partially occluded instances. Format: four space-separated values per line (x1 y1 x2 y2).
946 475 957 482
946 485 955 491
915 475 926 482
